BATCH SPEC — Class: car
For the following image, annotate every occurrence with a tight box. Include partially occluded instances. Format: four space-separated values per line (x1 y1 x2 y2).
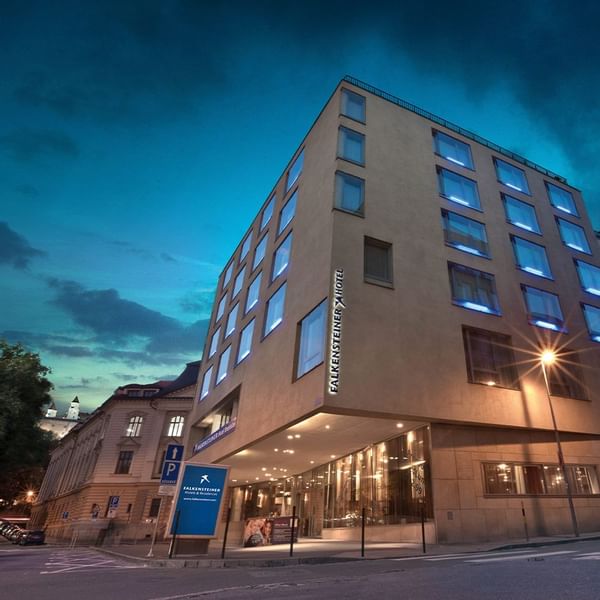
18 530 45 545
8 527 24 543
1 524 18 539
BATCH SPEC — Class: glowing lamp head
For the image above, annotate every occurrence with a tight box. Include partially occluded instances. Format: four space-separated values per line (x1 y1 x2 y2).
541 350 556 366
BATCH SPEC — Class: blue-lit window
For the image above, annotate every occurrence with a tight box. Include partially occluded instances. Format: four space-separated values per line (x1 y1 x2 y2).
236 319 255 364
261 196 275 231
502 194 540 234
272 232 292 281
494 158 530 194
437 168 481 210
448 263 500 315
253 235 268 270
225 303 239 338
341 88 366 123
232 266 246 299
335 171 364 215
338 126 365 165
575 260 600 296
286 150 304 192
208 327 220 358
278 190 297 235
546 182 579 217
296 300 327 378
240 232 252 261
582 303 600 342
245 272 262 313
556 218 591 254
433 131 473 169
223 262 234 288
521 285 565 332
216 294 227 322
442 210 489 258
200 365 213 400
511 236 553 279
264 283 286 337
216 346 231 384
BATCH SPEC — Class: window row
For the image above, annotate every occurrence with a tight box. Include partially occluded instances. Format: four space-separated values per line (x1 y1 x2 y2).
123 414 185 438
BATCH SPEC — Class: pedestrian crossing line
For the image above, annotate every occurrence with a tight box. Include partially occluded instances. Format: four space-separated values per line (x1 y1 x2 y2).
466 550 576 563
573 552 600 561
427 550 533 562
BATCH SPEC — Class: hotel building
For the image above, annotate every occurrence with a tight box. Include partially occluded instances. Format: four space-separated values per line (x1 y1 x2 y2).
184 77 600 546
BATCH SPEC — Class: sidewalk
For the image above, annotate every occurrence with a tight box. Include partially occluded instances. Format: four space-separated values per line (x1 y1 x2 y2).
93 531 600 569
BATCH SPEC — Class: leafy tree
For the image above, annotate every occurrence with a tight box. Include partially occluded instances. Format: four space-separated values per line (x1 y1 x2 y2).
0 340 55 507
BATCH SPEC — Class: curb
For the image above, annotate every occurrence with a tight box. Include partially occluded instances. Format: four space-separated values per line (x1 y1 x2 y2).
490 534 600 551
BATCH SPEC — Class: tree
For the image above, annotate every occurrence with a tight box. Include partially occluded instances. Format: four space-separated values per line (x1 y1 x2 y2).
0 340 55 508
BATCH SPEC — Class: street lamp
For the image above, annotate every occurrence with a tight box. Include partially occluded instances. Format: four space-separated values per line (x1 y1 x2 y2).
540 350 579 537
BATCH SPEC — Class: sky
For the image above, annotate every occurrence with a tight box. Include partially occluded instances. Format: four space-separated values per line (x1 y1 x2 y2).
2 1 600 413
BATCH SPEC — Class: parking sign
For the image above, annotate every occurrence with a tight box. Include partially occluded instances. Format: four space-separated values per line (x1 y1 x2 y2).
160 444 184 485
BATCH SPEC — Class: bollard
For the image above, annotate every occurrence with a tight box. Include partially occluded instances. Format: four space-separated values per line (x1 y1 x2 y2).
361 507 366 558
290 506 296 557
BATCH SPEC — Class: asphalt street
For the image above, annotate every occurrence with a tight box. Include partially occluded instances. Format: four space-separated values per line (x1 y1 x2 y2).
2 538 600 600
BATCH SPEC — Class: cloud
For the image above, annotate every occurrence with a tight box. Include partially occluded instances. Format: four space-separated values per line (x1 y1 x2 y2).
0 222 45 269
0 128 79 162
179 289 215 316
15 184 40 198
46 345 95 357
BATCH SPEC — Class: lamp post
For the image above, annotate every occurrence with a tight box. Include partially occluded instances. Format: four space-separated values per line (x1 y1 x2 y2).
540 350 579 537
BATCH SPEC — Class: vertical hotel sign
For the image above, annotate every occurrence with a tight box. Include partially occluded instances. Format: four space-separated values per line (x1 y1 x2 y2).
328 268 345 394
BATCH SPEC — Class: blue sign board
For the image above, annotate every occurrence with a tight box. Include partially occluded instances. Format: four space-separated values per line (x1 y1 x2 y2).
192 419 236 455
109 496 120 510
160 443 184 485
171 463 229 537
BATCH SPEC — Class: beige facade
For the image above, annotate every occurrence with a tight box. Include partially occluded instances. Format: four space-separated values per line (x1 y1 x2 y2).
184 77 600 546
31 362 199 544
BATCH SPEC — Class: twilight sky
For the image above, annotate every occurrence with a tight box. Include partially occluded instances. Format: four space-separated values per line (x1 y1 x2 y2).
2 1 600 413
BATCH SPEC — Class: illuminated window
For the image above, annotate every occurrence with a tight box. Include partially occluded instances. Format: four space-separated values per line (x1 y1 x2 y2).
200 366 213 400
232 266 246 298
264 283 286 337
521 285 565 332
216 294 227 322
286 150 304 192
216 347 231 384
341 88 366 122
556 218 591 254
225 304 239 338
223 262 234 288
167 415 185 437
502 194 540 234
449 263 500 315
546 182 579 216
125 415 143 437
547 350 586 400
575 260 600 296
364 237 393 285
240 232 252 261
261 196 275 230
494 158 530 194
245 272 262 314
511 235 553 279
433 130 473 169
208 327 220 358
236 319 255 364
278 190 297 235
442 210 489 257
582 303 600 343
272 232 292 281
462 327 519 389
338 126 365 165
296 300 327 378
115 451 133 474
335 171 364 215
437 167 481 210
253 235 268 270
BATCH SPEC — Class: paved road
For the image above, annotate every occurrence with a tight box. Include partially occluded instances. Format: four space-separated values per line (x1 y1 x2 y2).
2 539 600 600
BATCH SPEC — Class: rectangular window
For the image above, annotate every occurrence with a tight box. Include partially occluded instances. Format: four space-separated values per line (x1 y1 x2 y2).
338 126 365 165
433 130 473 169
148 498 161 518
335 171 364 215
126 415 143 437
296 300 327 378
463 327 519 389
278 190 297 235
449 263 500 315
264 283 286 337
494 158 530 194
216 294 227 322
364 237 393 285
286 149 304 192
245 272 262 314
437 167 481 210
261 196 275 230
569 466 600 494
272 232 292 281
547 351 587 400
115 450 133 475
232 266 246 298
502 194 541 234
341 88 366 122
582 303 600 343
575 259 600 296
511 236 553 279
441 210 489 257
546 182 579 216
556 217 591 254
240 232 252 261
208 327 220 358
216 346 231 384
200 365 213 400
483 463 517 494
521 285 565 332
167 415 185 437
225 303 239 338
223 262 234 288
236 318 255 364
253 235 268 270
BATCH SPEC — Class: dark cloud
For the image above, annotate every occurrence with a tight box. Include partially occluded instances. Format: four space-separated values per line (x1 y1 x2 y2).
1 330 83 347
145 319 209 354
0 128 79 162
0 222 45 269
46 345 94 357
179 289 215 316
160 252 177 263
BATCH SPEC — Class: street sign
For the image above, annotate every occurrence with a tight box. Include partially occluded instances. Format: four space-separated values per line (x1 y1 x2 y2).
160 443 184 485
109 495 120 510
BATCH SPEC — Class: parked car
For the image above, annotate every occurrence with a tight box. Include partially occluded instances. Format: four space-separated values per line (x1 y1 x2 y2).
18 530 45 545
1 524 18 539
8 527 23 543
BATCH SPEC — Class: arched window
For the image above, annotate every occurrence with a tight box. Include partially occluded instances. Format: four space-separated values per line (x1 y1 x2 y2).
126 415 143 437
167 415 185 437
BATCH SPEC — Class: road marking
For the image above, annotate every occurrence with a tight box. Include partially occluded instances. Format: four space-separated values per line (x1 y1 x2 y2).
40 550 143 575
427 550 533 561
466 550 576 563
573 552 600 560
